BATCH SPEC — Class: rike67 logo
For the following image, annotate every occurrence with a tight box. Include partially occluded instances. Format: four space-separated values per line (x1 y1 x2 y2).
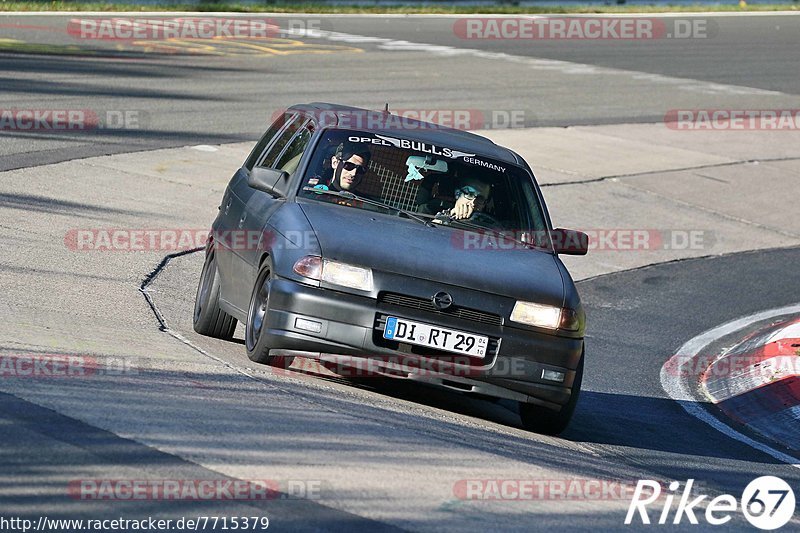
626 477 796 530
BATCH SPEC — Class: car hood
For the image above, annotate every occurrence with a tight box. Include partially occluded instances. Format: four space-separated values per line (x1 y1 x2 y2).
298 201 565 306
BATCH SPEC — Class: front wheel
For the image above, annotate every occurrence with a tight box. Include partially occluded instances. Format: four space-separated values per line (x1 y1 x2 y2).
245 262 292 369
519 352 584 435
193 251 237 339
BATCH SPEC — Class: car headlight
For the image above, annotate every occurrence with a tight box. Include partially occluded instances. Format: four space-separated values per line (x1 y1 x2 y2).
510 301 582 331
322 261 373 291
293 256 373 292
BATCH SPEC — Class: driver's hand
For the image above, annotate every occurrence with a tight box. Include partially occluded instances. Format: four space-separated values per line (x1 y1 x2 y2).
450 195 475 220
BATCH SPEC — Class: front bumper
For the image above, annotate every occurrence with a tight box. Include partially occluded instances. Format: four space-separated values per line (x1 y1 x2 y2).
263 277 584 409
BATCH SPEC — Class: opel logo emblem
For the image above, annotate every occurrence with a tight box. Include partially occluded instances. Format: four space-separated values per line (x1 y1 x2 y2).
432 291 453 310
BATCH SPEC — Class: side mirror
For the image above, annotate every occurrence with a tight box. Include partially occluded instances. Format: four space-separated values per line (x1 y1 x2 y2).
551 228 589 256
248 167 290 198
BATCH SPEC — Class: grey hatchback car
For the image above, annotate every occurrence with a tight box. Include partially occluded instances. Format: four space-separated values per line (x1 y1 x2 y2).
193 103 589 435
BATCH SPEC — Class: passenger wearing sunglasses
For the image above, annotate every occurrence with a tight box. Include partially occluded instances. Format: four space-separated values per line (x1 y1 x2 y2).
449 179 492 220
416 176 492 221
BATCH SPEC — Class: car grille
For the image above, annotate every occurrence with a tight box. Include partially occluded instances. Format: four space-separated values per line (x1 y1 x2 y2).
378 292 503 327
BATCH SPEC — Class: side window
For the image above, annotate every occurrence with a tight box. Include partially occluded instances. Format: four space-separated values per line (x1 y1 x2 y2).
274 124 314 175
245 112 294 170
518 177 547 232
258 115 303 169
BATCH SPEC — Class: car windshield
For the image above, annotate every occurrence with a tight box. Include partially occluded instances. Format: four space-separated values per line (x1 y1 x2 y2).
298 129 549 237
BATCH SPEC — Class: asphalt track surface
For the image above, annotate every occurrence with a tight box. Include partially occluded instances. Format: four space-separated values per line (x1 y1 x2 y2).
2 11 800 532
1 13 800 170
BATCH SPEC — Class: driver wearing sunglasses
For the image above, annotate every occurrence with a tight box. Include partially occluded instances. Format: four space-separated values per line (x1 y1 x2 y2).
329 146 372 193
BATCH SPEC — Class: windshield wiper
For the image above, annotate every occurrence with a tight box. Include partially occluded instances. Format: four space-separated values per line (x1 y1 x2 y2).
302 187 433 227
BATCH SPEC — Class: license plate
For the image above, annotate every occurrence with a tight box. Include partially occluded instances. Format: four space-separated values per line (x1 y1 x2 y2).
383 316 489 358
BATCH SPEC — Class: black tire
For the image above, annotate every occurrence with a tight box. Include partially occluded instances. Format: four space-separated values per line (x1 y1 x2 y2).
245 261 292 369
519 351 584 435
193 251 237 339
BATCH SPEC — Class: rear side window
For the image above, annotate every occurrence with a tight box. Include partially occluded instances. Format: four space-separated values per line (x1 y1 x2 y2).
275 125 314 174
245 112 294 170
258 115 304 169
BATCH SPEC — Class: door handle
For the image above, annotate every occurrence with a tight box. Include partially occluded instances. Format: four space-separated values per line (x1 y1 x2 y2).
224 197 233 215
238 214 247 229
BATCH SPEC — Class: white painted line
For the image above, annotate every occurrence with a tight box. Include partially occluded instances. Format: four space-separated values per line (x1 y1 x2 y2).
2 12 790 96
286 27 783 96
660 303 800 469
191 145 218 152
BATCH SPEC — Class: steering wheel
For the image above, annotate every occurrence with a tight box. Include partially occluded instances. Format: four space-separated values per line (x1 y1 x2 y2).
469 211 504 229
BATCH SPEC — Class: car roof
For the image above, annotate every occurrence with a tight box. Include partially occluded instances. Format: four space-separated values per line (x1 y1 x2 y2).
288 102 522 166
